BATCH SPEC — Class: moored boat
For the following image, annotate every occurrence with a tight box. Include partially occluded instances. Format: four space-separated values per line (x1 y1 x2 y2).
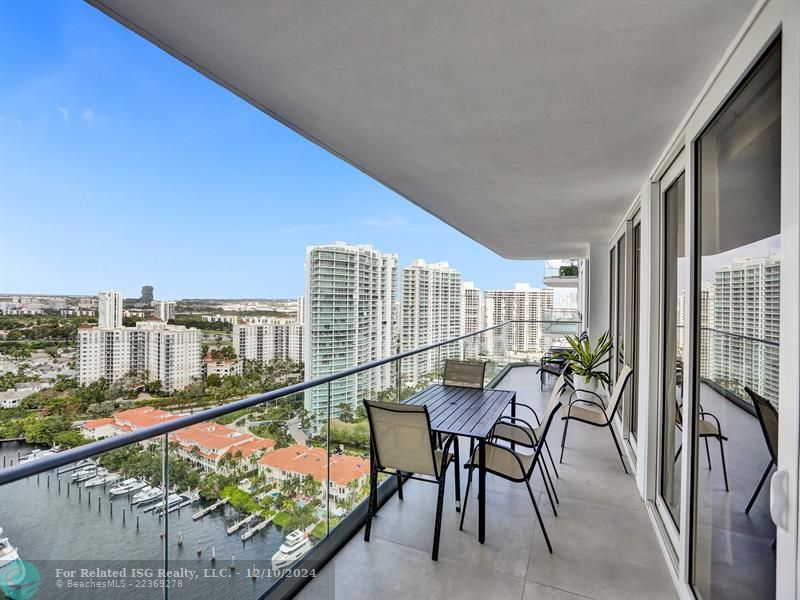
271 530 312 570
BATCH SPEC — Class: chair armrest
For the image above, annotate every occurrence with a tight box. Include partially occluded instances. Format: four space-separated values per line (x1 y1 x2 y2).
493 417 538 447
507 402 540 424
699 411 723 432
566 389 607 414
438 433 458 475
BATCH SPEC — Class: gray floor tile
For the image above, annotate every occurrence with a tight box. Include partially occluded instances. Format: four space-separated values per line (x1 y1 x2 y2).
299 535 526 600
525 496 677 600
522 580 595 600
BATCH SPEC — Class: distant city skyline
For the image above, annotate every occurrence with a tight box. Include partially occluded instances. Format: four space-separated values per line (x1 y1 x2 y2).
0 1 549 299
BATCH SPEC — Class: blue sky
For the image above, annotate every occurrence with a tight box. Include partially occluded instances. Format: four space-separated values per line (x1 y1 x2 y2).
0 1 545 299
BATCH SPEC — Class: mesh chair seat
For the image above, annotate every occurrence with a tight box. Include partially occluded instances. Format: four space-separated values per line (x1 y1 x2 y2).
467 444 535 481
492 421 544 445
562 403 607 425
698 419 721 437
434 448 454 469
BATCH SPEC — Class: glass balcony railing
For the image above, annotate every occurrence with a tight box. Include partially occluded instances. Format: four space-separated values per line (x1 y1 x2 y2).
0 319 580 599
542 260 580 288
677 325 779 412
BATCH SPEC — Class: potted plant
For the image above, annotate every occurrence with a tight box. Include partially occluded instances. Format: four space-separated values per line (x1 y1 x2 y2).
559 264 579 277
562 332 612 399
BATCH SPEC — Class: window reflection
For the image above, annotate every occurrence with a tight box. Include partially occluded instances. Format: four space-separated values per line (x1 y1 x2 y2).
694 41 780 600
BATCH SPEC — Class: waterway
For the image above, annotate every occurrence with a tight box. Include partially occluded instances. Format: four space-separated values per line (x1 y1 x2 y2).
0 442 313 600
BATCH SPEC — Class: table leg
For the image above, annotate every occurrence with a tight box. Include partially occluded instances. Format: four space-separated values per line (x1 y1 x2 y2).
478 438 486 544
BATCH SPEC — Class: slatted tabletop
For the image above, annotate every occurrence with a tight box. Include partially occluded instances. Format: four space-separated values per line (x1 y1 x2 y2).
403 384 516 439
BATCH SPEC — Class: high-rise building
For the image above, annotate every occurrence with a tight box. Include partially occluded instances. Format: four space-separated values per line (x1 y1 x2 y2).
710 256 780 403
234 319 304 363
400 260 463 386
154 300 176 322
699 282 714 378
97 290 123 329
139 285 154 305
304 242 397 421
461 282 484 358
296 296 305 325
483 283 554 358
77 319 202 392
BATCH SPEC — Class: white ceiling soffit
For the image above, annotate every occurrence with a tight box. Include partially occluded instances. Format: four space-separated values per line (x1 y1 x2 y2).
91 0 755 259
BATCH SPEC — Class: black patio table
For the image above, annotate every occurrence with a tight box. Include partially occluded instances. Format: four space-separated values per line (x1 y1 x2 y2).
403 384 517 544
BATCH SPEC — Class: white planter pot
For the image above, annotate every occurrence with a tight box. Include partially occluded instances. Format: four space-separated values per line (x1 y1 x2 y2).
575 375 598 402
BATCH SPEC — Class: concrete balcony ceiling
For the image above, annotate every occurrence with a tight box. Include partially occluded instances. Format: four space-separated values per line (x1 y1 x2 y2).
92 0 755 258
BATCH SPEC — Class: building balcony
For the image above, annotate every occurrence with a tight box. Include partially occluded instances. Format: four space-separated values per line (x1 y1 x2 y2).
297 365 677 600
542 261 580 289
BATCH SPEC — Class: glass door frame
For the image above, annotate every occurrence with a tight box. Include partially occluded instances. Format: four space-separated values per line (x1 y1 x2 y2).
626 209 642 448
609 203 642 460
653 149 690 562
644 3 799 597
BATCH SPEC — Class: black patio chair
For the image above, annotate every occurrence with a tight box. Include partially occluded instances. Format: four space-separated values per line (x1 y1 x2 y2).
744 387 778 513
459 396 563 553
363 400 461 561
560 364 633 474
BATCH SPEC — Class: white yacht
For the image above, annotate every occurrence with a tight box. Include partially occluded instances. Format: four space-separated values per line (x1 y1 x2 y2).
71 465 98 481
271 530 313 570
152 494 184 515
0 527 25 588
132 486 162 505
19 448 56 463
84 471 119 488
109 478 146 496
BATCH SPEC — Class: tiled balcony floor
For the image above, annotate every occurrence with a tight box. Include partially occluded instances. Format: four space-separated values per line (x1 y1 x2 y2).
298 366 677 600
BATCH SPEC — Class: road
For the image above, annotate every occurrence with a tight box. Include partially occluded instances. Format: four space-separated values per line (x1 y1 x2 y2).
286 416 307 445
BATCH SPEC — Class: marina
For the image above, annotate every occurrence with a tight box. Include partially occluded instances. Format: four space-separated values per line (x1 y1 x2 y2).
0 442 296 599
241 515 274 542
227 513 257 535
193 496 229 520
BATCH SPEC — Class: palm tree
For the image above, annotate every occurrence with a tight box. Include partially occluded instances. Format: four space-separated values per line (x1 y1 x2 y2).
301 474 321 500
281 474 301 500
336 402 354 423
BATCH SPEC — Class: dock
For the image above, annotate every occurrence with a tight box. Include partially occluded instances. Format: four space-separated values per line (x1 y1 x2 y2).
167 498 194 515
227 514 257 535
240 515 273 541
193 497 229 521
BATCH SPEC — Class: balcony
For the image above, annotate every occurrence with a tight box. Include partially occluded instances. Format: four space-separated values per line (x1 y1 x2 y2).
542 261 580 289
297 365 676 600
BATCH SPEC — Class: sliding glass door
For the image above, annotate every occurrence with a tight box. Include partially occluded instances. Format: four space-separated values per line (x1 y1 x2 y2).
656 155 687 546
628 215 642 442
691 39 781 600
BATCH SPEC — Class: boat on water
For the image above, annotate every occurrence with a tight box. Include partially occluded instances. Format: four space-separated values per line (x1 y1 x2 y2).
271 530 313 570
57 459 93 474
109 478 146 496
152 494 184 515
0 527 26 588
71 466 99 481
132 486 162 505
84 471 120 488
19 448 56 463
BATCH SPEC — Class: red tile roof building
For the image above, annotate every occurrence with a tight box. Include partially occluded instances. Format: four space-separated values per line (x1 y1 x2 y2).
80 417 116 440
258 445 369 505
87 406 275 472
170 422 275 472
